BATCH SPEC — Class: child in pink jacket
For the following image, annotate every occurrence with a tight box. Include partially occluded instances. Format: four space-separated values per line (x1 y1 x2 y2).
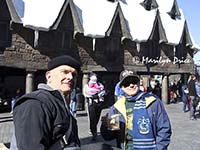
85 74 105 102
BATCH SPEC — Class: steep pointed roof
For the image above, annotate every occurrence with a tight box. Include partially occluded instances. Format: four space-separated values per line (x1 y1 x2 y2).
148 10 167 43
7 0 199 49
140 0 158 11
180 21 193 47
6 0 22 23
167 0 181 19
105 2 132 40
50 0 83 34
157 0 185 44
181 16 200 50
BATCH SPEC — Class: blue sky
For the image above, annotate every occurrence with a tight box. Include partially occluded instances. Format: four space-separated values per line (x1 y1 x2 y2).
177 0 200 63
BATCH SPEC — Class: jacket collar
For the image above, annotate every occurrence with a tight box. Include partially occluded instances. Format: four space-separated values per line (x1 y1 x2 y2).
38 83 55 91
37 83 67 102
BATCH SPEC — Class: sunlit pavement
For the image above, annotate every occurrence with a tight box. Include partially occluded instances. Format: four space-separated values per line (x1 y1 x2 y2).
0 102 200 150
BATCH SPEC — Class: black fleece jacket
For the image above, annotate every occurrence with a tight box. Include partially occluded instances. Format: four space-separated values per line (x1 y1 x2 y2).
12 84 80 150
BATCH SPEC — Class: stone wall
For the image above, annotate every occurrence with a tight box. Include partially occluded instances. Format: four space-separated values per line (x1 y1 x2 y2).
0 22 195 74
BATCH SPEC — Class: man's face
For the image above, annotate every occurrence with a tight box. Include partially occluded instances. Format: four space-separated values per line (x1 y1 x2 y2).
46 65 78 95
121 77 140 96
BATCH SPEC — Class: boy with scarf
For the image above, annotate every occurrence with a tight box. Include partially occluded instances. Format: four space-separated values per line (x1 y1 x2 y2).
101 70 171 150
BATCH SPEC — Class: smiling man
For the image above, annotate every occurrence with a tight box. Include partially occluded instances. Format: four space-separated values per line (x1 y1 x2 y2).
10 55 81 150
101 70 171 150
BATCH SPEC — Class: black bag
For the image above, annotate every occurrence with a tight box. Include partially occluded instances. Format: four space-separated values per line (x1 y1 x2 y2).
49 140 80 150
49 117 81 150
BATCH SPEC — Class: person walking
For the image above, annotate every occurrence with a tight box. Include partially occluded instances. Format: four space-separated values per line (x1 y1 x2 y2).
169 80 179 103
181 84 190 112
195 78 200 112
70 88 77 117
84 73 105 140
188 74 198 120
10 55 81 150
101 70 171 150
10 88 23 114
196 79 200 97
153 80 161 99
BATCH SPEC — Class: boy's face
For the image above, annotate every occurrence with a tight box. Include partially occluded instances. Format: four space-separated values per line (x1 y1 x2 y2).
121 77 140 96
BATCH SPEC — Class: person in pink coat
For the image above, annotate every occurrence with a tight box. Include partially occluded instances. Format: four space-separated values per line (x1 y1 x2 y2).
84 73 105 140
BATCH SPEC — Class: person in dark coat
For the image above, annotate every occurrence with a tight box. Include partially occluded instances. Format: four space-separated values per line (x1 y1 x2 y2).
100 70 171 150
181 84 190 112
188 74 197 120
10 55 81 150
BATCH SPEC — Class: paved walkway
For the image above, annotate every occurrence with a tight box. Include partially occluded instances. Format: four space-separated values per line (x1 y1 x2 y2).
0 102 200 150
165 103 200 150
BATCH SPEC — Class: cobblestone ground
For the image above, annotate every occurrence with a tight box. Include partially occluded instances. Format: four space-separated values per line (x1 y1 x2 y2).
0 102 200 150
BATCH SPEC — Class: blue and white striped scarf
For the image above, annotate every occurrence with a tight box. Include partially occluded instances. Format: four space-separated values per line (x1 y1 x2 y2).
125 91 156 150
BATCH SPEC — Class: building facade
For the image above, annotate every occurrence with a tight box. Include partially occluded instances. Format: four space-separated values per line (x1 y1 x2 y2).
0 0 198 106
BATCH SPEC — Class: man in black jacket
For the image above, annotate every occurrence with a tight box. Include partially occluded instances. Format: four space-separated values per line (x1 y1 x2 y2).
188 74 197 120
10 55 81 150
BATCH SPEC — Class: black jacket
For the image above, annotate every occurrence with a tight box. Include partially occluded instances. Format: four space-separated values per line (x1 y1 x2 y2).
188 79 197 96
12 84 80 150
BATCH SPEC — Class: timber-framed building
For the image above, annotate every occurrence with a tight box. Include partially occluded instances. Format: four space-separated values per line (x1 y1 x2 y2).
0 0 199 106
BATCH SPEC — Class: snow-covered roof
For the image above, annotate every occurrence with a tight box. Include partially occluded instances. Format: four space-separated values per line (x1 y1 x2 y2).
22 0 64 29
10 0 198 47
74 0 118 37
119 0 156 41
156 0 185 44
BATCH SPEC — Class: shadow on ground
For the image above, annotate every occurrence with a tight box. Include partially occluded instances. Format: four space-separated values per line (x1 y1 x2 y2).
80 133 120 150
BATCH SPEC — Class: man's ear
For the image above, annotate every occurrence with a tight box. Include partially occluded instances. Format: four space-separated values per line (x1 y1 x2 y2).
45 71 51 82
